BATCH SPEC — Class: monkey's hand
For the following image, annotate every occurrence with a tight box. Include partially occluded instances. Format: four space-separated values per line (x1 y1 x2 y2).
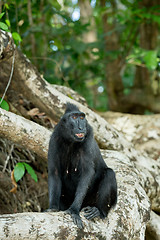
66 208 84 229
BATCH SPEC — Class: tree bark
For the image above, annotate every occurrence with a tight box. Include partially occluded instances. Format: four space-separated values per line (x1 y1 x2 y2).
79 0 97 44
132 0 159 113
101 0 124 111
146 211 160 240
27 0 37 65
0 108 50 160
101 111 160 159
0 151 150 240
134 0 159 91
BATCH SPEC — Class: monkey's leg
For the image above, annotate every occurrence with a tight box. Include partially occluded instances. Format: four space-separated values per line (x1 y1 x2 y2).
97 168 117 218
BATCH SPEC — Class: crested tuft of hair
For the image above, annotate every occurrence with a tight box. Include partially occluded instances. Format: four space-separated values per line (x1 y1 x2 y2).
65 103 80 113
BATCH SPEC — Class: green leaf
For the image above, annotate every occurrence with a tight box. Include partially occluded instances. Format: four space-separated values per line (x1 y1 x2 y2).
0 22 8 30
5 19 10 27
0 12 5 19
48 0 61 10
14 163 25 182
24 163 38 182
4 3 9 10
143 50 157 70
12 32 22 42
0 98 9 111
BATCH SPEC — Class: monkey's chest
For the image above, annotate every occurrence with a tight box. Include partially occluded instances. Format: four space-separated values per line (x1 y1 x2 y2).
60 149 82 188
61 158 81 191
60 150 81 174
62 163 80 181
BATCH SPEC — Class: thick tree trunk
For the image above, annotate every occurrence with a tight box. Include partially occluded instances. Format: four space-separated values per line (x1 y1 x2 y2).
79 0 97 44
132 0 159 113
101 0 124 111
134 0 159 90
100 0 160 114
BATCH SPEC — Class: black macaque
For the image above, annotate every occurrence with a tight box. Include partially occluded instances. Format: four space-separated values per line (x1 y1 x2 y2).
47 103 117 228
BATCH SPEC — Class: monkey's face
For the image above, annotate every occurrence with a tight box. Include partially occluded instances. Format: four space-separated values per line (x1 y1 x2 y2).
61 112 87 142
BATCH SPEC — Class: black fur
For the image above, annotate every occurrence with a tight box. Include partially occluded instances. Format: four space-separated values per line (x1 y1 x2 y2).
47 103 117 228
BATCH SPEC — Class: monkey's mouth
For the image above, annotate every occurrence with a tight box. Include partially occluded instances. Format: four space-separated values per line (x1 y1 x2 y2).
75 133 85 139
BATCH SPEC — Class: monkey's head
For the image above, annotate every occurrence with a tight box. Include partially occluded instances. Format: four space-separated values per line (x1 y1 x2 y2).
60 103 88 142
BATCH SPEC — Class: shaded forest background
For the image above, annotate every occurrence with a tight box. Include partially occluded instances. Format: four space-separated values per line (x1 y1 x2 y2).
0 0 160 113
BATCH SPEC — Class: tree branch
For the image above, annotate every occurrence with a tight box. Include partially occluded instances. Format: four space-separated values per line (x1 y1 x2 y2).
0 108 50 160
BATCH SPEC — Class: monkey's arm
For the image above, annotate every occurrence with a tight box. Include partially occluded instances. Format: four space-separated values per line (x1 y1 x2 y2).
67 164 95 228
48 167 61 210
48 140 62 210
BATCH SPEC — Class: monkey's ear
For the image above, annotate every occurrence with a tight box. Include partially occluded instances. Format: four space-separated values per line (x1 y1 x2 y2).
65 102 79 113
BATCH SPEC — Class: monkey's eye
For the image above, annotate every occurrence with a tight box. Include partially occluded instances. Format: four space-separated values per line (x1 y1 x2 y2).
80 115 84 120
72 115 78 120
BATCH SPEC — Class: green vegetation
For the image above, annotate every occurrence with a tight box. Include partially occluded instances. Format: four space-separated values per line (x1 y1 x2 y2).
0 98 9 111
0 0 160 112
14 162 38 183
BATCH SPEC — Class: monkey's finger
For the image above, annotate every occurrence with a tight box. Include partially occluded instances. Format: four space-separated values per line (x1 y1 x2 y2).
71 214 84 229
74 218 84 229
84 211 99 219
83 206 92 213
84 207 100 220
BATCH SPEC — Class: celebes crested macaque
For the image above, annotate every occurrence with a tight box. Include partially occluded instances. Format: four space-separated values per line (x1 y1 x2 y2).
46 103 117 228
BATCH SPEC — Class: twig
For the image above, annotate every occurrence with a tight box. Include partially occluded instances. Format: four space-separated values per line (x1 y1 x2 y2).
0 50 15 106
2 144 14 173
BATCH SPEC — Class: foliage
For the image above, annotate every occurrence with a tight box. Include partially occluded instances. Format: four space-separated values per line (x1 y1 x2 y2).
0 98 9 111
14 162 38 183
0 8 21 44
127 48 158 70
0 12 8 30
0 0 160 111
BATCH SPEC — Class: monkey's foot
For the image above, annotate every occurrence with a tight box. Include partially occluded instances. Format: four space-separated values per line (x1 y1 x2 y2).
83 206 100 220
66 208 84 229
